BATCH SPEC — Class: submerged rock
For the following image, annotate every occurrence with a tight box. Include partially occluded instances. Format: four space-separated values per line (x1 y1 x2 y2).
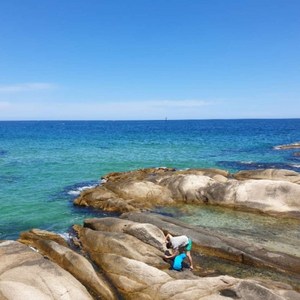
74 167 300 218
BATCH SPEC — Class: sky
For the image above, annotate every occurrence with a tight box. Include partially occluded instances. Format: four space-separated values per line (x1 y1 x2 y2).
0 0 299 120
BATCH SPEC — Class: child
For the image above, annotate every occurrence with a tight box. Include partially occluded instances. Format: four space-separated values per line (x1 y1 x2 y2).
172 252 187 271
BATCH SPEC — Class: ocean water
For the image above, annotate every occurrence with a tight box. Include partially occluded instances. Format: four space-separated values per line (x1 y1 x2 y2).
1 119 300 240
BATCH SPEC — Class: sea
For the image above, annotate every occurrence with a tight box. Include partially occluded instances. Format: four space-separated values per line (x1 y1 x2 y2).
1 119 300 240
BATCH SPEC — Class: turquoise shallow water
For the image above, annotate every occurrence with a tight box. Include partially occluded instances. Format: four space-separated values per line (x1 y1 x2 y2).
1 119 300 239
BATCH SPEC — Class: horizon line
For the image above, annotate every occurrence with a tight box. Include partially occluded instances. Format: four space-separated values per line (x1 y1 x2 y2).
0 117 300 122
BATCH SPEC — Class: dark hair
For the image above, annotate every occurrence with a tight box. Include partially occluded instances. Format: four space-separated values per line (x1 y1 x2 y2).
166 241 172 249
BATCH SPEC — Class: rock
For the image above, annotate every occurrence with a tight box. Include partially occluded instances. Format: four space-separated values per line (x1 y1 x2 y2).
158 275 238 300
84 216 137 231
93 253 238 300
84 217 166 251
74 185 138 212
160 174 214 203
233 280 285 300
77 226 168 269
18 229 118 299
204 179 300 216
90 252 293 300
121 212 300 275
4 215 300 300
0 240 93 300
74 167 300 218
19 228 68 247
102 167 176 183
234 169 300 184
106 180 174 206
98 254 172 299
38 240 117 299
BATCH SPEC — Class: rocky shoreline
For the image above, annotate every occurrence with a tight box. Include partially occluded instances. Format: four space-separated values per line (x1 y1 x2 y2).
74 167 300 219
1 167 300 299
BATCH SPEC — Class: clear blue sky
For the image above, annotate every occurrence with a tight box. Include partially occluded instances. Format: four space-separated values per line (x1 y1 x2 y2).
0 0 299 120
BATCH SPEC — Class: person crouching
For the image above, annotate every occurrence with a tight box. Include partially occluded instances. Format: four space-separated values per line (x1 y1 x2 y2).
164 233 194 270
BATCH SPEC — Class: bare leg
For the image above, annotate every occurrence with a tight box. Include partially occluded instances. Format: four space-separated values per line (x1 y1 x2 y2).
186 251 193 270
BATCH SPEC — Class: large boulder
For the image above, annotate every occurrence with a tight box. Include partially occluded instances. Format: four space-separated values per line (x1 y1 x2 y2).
76 226 168 269
74 185 138 212
98 254 172 299
18 228 68 247
18 229 118 299
204 179 300 217
0 240 92 300
84 217 166 251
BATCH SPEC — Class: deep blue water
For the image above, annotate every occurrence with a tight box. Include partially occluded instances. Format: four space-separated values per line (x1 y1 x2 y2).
1 119 300 239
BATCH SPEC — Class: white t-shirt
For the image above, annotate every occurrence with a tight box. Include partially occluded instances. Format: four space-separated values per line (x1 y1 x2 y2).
170 235 189 250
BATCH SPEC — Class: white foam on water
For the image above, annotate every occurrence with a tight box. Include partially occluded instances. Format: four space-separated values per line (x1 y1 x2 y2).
67 184 98 196
59 232 72 241
289 164 300 168
240 161 253 164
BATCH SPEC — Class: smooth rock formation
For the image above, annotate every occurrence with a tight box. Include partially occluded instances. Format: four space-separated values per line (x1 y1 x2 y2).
0 240 93 300
74 167 300 218
121 212 300 275
2 216 300 299
18 228 69 247
78 217 300 299
18 229 118 299
84 217 166 251
234 169 300 184
76 226 168 269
